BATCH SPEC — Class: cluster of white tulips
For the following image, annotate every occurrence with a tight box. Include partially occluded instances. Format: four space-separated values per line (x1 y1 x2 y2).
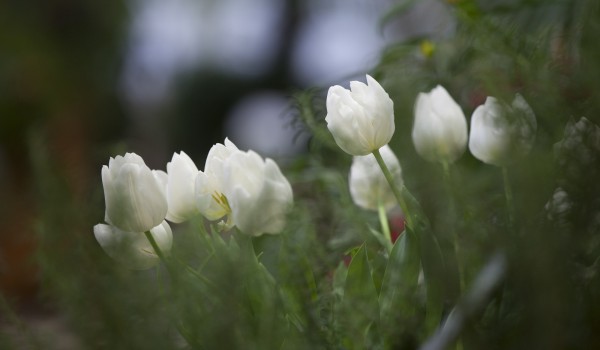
94 139 293 269
412 85 536 166
94 73 536 270
325 75 536 216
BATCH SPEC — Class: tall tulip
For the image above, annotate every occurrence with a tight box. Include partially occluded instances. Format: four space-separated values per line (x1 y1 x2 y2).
349 145 403 212
412 85 468 163
469 94 536 166
102 153 168 233
326 75 395 156
165 151 200 223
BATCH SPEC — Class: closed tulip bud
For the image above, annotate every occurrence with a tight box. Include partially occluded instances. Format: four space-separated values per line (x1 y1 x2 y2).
349 145 403 211
102 153 168 233
412 85 468 163
165 151 200 223
469 94 536 166
326 75 395 156
93 221 173 270
195 138 240 221
223 150 293 236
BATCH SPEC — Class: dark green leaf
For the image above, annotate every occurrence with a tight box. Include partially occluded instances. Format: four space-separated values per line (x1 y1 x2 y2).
339 244 380 349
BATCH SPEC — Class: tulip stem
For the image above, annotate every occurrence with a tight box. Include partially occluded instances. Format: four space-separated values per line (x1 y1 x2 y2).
372 149 414 230
378 200 393 252
144 231 173 276
441 161 464 296
502 167 515 230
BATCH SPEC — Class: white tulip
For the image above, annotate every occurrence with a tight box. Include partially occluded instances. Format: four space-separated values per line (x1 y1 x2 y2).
93 221 173 270
102 153 168 232
222 150 293 236
195 138 239 221
469 94 536 166
326 75 395 156
412 85 468 163
165 151 200 223
349 145 403 212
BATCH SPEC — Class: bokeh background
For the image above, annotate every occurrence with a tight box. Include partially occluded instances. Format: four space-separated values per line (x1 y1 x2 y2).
0 0 451 343
0 0 451 302
2 0 600 348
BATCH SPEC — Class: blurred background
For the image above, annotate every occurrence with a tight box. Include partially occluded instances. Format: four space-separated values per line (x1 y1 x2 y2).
0 0 451 343
2 0 600 348
0 0 452 302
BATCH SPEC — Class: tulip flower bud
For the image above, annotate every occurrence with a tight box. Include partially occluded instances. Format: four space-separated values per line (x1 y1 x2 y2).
223 150 293 236
349 145 403 212
165 151 200 223
102 153 168 233
468 94 536 166
195 138 239 221
412 85 468 163
326 75 395 156
93 221 173 270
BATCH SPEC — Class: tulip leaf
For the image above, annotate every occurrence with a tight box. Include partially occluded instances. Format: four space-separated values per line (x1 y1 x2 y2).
420 228 446 337
339 244 380 349
379 228 421 328
368 226 393 253
399 186 446 337
333 261 348 301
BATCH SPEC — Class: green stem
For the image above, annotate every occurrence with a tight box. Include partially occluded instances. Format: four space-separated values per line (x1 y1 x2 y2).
372 148 414 229
144 230 175 277
441 162 464 292
378 200 393 252
502 167 515 230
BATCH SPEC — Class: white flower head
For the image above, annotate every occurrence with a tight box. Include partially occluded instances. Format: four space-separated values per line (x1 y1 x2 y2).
102 153 167 232
326 75 395 156
93 220 173 270
349 145 403 212
223 150 293 236
195 138 239 221
165 151 200 223
412 85 468 163
469 94 536 166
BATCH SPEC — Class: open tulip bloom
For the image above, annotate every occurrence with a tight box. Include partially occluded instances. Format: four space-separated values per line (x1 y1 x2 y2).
469 94 537 166
325 75 395 156
194 139 293 236
412 85 468 163
195 138 240 222
222 149 294 236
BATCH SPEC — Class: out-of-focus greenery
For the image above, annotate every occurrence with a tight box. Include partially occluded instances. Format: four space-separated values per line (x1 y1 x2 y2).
2 0 600 349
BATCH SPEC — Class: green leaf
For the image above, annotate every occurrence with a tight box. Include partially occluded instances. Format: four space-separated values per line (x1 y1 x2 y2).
339 244 380 349
379 228 421 327
420 228 446 337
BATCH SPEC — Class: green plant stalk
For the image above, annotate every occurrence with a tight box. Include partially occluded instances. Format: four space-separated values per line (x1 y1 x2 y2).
144 231 176 279
441 161 463 350
502 167 514 230
442 161 464 292
372 148 414 230
378 200 393 253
